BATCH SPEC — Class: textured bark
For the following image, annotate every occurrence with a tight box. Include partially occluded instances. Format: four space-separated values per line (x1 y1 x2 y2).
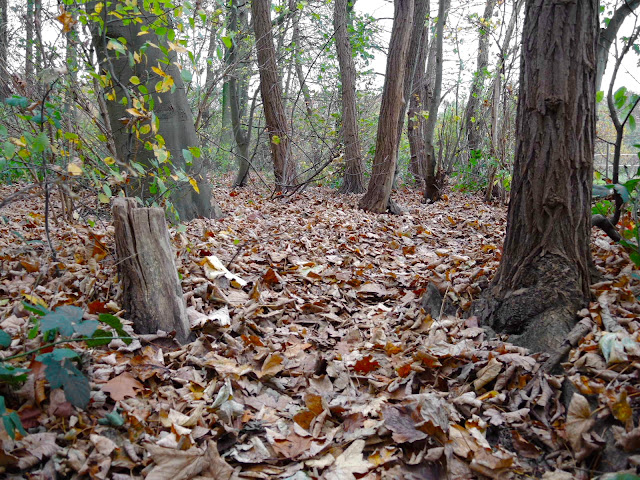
334 0 366 194
394 0 429 185
407 1 430 181
25 0 34 78
90 1 222 221
596 0 640 92
228 0 252 188
423 0 450 202
478 0 597 354
463 0 497 154
252 0 297 190
0 0 8 95
359 0 414 213
112 198 191 344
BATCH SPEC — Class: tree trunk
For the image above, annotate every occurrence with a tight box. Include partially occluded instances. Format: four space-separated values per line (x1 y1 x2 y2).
334 0 366 194
478 0 597 355
359 0 414 213
596 0 640 92
229 0 253 188
463 0 497 155
26 0 34 79
112 198 191 344
90 1 221 221
252 0 297 190
423 0 450 203
394 0 430 187
0 0 8 96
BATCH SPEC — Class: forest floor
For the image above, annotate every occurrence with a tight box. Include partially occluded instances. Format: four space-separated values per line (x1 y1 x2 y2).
0 180 639 480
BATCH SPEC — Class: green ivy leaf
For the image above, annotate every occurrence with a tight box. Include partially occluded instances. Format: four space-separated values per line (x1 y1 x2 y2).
221 36 233 49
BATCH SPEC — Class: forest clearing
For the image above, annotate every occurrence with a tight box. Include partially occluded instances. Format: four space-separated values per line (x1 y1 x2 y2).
1 0 640 478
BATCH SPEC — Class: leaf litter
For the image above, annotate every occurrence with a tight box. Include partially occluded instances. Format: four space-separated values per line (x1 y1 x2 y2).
0 183 639 479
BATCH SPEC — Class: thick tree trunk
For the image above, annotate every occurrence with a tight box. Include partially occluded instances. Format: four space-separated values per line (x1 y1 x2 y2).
112 198 191 344
423 0 450 203
478 0 597 355
90 1 222 221
463 0 497 154
252 0 297 190
359 0 414 213
334 0 366 194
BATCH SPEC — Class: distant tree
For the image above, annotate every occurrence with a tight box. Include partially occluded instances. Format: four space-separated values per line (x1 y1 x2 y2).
359 0 414 213
597 0 640 91
90 0 222 221
334 0 366 194
479 0 597 354
423 0 450 202
0 0 7 94
252 0 297 190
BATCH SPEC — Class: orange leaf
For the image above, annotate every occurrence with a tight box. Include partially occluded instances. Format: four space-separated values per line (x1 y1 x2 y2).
88 301 108 314
397 364 412 378
305 394 324 416
354 356 380 374
293 410 316 430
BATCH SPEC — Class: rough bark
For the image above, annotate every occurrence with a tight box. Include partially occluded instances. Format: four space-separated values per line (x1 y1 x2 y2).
477 0 597 355
26 0 34 79
0 0 8 95
334 0 366 194
90 1 222 221
407 1 430 181
423 0 450 203
112 198 191 344
359 0 414 213
252 0 297 190
463 0 497 155
228 0 253 188
394 0 429 186
596 0 640 92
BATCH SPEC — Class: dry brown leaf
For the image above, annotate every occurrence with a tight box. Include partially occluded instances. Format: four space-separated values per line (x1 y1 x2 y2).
565 393 595 452
101 372 144 401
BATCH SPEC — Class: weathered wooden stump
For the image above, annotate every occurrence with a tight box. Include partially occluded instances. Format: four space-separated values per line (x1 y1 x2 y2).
112 198 191 344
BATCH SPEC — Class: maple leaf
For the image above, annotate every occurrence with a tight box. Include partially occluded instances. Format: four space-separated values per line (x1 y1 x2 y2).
353 356 380 374
101 372 144 401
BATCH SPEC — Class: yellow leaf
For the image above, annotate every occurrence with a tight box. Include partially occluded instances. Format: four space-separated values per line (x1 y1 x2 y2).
271 135 281 145
189 177 200 194
103 156 116 165
133 52 141 63
94 2 103 13
23 293 48 309
98 193 110 203
126 108 144 117
168 41 187 53
67 163 83 176
151 66 166 77
10 137 26 147
129 75 140 85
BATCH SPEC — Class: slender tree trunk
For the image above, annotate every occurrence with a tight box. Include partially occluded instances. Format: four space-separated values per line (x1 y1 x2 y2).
423 0 450 202
90 1 222 221
359 0 414 213
26 0 34 79
478 0 597 355
0 0 8 95
393 0 430 187
292 15 313 118
407 22 429 182
463 0 497 154
252 0 297 190
334 0 366 194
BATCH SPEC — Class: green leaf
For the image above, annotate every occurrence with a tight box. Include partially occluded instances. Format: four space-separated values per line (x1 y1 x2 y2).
86 329 113 347
188 146 201 158
40 306 99 337
221 36 233 49
0 364 30 384
630 251 640 267
182 148 193 165
31 132 50 153
107 39 126 55
98 314 132 344
629 114 636 132
180 69 192 83
596 90 604 103
39 356 90 408
5 96 29 108
98 410 125 426
22 302 50 317
0 124 7 137
2 410 27 440
0 329 10 348
613 184 630 203
605 473 640 480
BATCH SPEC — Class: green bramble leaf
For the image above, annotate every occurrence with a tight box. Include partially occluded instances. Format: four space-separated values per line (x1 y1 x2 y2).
98 313 132 344
40 306 98 337
0 329 11 348
38 354 90 409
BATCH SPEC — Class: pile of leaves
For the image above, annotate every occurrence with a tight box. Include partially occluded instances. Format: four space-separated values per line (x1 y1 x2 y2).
0 182 639 479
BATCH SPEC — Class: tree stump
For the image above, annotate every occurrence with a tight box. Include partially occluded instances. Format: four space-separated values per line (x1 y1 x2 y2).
112 198 191 344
